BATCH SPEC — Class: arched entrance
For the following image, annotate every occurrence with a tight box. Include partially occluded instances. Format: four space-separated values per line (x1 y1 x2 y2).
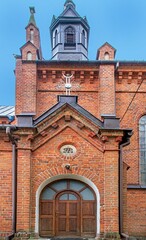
39 179 96 237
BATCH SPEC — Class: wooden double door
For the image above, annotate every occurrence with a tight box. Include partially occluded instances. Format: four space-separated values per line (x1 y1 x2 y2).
56 191 80 235
40 179 96 237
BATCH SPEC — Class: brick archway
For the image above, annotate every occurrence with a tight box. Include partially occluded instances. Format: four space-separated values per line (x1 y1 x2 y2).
35 174 100 237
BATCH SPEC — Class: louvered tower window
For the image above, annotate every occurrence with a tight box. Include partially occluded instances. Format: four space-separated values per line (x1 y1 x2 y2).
64 26 76 47
55 30 58 46
139 115 146 185
82 30 85 46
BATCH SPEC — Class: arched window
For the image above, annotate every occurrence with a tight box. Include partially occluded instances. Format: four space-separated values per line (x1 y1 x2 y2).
81 30 85 46
55 29 58 46
104 52 110 60
41 179 95 201
27 51 32 60
64 26 76 46
139 115 146 185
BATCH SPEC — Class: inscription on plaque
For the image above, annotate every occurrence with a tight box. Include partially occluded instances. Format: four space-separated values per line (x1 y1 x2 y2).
60 145 76 157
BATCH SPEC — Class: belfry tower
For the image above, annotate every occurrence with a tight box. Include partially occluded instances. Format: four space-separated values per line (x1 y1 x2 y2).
50 0 90 60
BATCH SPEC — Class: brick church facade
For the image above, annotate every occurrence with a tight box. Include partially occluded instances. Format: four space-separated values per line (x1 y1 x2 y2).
0 0 146 239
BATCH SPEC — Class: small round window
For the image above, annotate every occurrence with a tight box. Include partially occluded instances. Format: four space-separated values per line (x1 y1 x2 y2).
60 144 76 157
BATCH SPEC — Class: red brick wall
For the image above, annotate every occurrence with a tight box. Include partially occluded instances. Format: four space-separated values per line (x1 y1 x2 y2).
116 76 146 184
29 124 120 234
16 134 32 232
13 59 146 237
21 44 37 61
97 44 115 60
15 61 37 115
36 64 99 118
127 190 146 236
123 162 128 233
99 64 115 116
36 91 99 118
15 59 23 115
0 133 12 235
116 69 146 236
26 24 41 51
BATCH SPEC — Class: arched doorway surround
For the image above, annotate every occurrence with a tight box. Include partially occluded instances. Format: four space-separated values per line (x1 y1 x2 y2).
35 174 100 237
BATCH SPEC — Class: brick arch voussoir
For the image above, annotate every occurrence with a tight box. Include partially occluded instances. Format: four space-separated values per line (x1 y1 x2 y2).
133 107 146 125
33 165 99 190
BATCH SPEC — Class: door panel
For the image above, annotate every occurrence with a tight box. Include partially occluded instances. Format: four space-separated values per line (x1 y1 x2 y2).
58 218 66 232
57 202 67 233
41 218 53 231
83 218 95 232
69 218 77 232
40 201 54 236
56 192 80 236
41 202 53 215
69 202 78 215
82 201 96 234
82 201 95 215
69 202 79 233
58 202 66 215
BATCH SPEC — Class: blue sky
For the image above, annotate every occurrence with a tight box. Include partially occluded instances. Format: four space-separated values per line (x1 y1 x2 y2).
1 0 146 106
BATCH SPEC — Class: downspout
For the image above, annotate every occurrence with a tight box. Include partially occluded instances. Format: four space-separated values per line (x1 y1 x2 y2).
5 126 17 240
119 131 132 239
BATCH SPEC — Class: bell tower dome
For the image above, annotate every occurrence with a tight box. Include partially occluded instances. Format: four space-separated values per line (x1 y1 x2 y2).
50 0 90 60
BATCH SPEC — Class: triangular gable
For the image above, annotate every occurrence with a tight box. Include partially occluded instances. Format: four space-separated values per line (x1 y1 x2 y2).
18 95 131 152
20 41 38 51
98 42 116 52
32 98 104 153
96 42 116 60
60 4 81 18
32 123 104 153
60 7 80 18
33 95 103 129
25 23 39 31
50 3 89 31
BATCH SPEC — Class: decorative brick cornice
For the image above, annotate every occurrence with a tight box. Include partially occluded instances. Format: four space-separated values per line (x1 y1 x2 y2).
116 70 146 84
101 135 109 143
115 136 123 143
37 69 99 84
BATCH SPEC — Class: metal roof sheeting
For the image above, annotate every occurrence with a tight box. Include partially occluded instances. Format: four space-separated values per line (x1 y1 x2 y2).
0 106 15 117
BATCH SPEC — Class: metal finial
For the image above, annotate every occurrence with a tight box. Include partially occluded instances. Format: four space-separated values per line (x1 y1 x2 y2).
29 7 35 15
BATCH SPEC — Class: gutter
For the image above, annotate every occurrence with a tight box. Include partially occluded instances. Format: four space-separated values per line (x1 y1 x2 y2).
119 130 132 239
5 126 17 240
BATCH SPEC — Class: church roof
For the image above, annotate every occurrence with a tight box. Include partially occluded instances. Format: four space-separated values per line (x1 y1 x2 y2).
50 0 89 30
98 42 116 53
0 106 15 122
20 40 38 51
0 106 15 116
51 15 56 25
33 95 103 128
26 7 38 29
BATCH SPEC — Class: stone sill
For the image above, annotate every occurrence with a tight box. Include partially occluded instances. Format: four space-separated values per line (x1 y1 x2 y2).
127 184 146 189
